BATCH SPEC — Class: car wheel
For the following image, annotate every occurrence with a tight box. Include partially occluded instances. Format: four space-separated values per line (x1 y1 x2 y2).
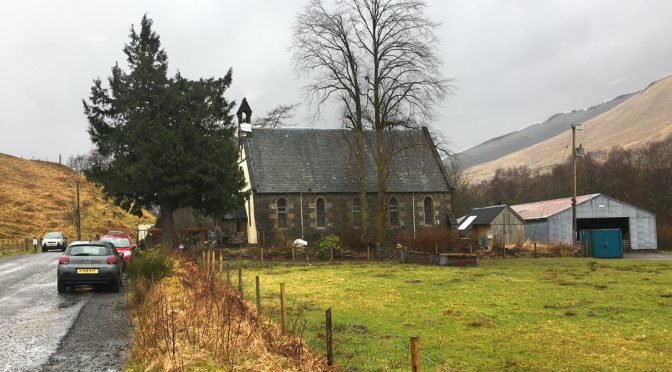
57 280 66 293
111 280 120 293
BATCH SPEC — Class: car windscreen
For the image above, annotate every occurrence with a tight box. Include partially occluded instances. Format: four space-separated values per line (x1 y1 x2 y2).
66 245 111 256
44 233 62 239
100 237 131 248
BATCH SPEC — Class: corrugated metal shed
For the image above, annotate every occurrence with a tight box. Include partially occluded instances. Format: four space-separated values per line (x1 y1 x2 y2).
511 194 657 250
512 194 599 220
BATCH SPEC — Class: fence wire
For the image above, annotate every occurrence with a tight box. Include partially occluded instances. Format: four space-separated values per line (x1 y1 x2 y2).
199 255 450 371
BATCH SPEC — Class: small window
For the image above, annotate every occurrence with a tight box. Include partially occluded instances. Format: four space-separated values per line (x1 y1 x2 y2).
353 197 361 227
389 197 399 226
424 196 433 225
316 197 325 227
277 198 287 228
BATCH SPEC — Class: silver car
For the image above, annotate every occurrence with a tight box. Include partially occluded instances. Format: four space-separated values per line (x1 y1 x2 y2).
42 232 67 252
57 241 124 293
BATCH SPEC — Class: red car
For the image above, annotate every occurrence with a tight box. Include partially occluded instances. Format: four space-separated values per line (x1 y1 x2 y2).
100 233 137 264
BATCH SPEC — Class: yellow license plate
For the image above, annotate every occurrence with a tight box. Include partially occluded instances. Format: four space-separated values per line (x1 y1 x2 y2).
77 268 99 274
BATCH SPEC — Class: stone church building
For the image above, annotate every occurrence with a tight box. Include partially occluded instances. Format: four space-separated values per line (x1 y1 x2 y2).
236 122 455 247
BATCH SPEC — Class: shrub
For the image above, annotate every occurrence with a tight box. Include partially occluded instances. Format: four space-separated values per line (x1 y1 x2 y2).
338 226 374 251
126 248 174 283
657 221 672 251
316 235 342 260
396 228 459 253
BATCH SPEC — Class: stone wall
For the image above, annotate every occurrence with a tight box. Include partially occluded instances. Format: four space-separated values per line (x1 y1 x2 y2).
252 192 453 247
221 219 247 246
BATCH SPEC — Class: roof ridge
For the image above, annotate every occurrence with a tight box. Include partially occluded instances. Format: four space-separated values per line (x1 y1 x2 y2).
511 193 600 207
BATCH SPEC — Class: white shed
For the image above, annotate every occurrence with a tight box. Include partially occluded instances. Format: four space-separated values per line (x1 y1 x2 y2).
511 193 657 250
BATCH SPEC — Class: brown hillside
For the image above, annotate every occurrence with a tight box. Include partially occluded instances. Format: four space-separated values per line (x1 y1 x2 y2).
465 75 672 182
0 153 155 240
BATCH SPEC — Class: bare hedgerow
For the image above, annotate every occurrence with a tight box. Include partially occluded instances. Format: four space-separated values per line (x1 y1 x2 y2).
127 259 329 371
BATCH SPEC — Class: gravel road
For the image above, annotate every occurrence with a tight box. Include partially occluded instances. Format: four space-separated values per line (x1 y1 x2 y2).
0 252 131 372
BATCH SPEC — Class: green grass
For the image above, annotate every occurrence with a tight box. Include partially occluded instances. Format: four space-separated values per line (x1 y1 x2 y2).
237 258 672 371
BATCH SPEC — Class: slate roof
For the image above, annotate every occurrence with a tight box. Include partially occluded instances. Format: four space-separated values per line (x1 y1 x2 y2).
243 128 451 194
511 194 600 220
458 205 507 231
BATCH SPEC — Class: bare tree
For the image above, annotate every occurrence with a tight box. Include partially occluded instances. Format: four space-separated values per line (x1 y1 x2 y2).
293 0 370 240
253 104 300 128
293 0 451 244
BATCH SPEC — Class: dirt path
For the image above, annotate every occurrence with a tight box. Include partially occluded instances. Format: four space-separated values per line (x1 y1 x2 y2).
624 250 672 260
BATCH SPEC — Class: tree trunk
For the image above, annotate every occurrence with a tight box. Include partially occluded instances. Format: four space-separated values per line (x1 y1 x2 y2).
160 202 175 248
355 129 368 241
375 128 386 245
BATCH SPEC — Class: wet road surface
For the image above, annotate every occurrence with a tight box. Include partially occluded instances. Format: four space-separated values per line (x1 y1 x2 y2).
0 252 130 372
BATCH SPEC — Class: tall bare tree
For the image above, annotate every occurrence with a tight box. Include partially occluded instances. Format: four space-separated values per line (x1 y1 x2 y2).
292 0 450 244
293 0 370 240
253 103 300 128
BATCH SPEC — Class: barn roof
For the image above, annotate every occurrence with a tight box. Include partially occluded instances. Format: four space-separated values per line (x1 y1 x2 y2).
458 204 525 232
511 194 600 220
243 127 452 194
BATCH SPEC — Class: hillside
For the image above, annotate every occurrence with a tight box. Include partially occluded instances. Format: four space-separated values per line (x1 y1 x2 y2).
457 92 639 169
464 75 672 182
0 153 155 239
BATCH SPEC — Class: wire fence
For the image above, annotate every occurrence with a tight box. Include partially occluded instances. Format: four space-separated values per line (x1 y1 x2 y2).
0 238 37 253
196 250 450 371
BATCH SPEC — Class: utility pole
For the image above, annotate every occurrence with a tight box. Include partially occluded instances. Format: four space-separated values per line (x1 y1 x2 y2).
76 181 81 241
572 124 577 246
571 123 584 247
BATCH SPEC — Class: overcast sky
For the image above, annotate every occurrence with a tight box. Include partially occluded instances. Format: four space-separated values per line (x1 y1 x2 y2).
2 0 671 162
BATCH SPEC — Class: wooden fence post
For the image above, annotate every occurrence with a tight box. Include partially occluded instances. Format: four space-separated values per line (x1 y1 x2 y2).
212 251 216 273
238 267 243 297
534 243 537 258
226 264 230 287
367 246 370 261
201 251 206 268
280 283 286 333
330 245 334 264
410 336 421 372
255 275 261 314
326 308 334 366
260 246 264 267
219 252 223 275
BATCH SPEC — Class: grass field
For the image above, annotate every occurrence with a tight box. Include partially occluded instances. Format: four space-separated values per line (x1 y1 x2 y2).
238 258 672 371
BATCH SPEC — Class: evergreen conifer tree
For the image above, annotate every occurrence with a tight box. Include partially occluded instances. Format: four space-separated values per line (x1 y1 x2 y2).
83 15 244 247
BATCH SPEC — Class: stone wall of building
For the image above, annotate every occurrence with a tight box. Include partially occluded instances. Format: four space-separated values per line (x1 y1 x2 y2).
252 192 453 247
221 219 247 246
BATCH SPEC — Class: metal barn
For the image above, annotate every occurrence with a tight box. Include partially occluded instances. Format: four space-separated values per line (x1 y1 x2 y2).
511 193 657 250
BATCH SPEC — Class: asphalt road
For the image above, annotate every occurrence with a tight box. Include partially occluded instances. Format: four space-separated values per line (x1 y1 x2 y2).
0 252 131 372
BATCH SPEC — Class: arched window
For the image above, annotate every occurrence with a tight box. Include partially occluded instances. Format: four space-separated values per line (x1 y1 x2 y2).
316 197 325 227
353 197 361 227
424 196 433 225
277 198 287 228
389 197 399 226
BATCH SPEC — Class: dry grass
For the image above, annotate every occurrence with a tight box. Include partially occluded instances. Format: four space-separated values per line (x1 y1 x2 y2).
465 75 672 182
126 255 328 371
0 153 154 239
